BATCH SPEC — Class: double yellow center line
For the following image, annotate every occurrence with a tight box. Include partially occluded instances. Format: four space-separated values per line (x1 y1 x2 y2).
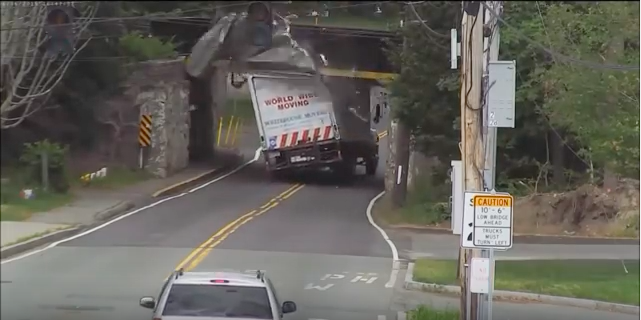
171 129 387 273
174 183 305 272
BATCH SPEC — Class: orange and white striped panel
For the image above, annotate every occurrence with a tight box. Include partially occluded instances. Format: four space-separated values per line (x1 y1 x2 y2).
278 125 334 148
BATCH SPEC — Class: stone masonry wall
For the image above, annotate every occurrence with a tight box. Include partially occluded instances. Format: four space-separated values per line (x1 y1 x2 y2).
125 59 190 178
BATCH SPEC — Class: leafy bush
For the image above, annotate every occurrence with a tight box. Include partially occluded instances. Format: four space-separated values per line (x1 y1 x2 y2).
119 31 177 62
19 140 70 193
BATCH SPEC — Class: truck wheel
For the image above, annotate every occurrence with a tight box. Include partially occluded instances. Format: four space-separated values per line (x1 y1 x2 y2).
365 156 378 176
334 159 356 183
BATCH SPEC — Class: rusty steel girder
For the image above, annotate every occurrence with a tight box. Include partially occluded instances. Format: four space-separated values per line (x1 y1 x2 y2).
149 18 400 81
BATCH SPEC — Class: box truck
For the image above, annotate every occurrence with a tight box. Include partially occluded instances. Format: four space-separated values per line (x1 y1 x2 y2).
247 73 379 180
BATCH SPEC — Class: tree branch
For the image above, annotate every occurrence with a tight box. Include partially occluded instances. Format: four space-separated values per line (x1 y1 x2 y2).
0 2 99 129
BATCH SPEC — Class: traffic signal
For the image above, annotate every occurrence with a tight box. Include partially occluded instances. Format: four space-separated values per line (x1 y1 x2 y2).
246 1 273 48
44 6 76 56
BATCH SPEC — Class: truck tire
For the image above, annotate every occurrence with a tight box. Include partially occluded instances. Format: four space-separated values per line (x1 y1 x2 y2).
365 156 378 176
333 158 356 183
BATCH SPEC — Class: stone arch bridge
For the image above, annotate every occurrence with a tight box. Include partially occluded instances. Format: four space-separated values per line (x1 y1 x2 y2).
146 18 401 171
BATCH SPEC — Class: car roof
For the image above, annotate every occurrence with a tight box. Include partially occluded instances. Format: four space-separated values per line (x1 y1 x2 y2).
172 271 268 287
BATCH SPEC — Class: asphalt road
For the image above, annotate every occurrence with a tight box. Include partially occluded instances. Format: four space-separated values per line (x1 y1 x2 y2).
0 161 309 320
1 125 638 320
0 132 395 320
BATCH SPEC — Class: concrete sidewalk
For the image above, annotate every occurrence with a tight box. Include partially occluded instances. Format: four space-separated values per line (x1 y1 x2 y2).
388 230 640 261
0 166 224 251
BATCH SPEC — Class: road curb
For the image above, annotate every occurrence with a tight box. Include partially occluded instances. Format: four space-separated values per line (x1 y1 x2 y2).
94 201 135 222
387 225 639 244
0 201 136 260
403 263 640 315
0 227 79 259
152 154 245 198
1 153 249 260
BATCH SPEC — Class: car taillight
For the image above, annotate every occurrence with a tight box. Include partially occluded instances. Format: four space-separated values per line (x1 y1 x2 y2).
211 279 229 283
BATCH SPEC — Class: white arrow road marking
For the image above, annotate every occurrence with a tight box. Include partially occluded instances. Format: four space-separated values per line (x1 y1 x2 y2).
304 283 334 291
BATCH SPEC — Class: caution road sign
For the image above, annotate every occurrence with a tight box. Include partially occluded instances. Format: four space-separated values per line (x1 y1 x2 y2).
461 191 513 250
473 194 513 248
139 114 152 147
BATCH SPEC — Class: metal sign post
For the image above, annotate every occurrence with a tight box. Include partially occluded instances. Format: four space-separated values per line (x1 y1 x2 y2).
461 191 513 320
477 2 511 320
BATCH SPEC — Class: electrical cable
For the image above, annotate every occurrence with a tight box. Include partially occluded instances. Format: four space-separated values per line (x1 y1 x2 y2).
2 2 402 64
404 2 454 51
0 2 249 31
1 1 397 32
462 6 487 189
464 11 481 111
407 2 450 39
0 52 190 62
481 1 639 71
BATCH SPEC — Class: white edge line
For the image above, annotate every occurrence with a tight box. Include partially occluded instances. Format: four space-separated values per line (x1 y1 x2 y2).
1 147 262 265
188 148 261 193
365 190 400 288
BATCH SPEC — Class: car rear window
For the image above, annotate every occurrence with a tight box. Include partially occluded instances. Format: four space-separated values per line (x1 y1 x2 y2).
162 284 272 318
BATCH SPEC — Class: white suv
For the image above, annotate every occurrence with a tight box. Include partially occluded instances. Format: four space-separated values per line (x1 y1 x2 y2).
139 269 297 319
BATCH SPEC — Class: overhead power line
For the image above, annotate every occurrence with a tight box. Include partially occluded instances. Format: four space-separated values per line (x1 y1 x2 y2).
1 1 396 32
407 2 450 39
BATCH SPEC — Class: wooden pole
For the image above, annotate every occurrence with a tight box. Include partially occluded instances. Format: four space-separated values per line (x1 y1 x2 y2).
391 5 413 209
459 2 486 320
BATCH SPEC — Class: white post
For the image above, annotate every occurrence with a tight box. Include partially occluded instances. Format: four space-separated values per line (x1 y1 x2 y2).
139 148 144 169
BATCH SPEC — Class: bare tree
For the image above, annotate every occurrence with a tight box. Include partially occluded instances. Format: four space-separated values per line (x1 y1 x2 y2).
0 2 98 129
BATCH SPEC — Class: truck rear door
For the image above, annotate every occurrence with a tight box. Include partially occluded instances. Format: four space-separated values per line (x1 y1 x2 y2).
248 75 337 151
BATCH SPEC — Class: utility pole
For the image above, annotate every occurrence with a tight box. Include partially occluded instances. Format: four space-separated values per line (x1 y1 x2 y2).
459 2 485 320
479 2 502 320
391 5 413 209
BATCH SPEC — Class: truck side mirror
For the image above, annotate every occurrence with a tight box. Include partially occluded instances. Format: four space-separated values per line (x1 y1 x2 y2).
373 104 381 124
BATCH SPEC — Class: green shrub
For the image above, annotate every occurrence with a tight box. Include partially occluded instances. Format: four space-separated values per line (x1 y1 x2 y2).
119 31 177 62
19 140 70 193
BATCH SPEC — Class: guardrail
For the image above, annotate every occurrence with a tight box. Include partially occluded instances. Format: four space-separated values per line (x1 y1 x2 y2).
80 167 108 184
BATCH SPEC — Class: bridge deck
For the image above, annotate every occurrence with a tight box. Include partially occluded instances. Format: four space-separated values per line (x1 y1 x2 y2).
149 18 399 80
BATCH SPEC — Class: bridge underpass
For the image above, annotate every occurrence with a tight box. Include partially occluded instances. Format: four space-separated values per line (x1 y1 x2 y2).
149 19 401 162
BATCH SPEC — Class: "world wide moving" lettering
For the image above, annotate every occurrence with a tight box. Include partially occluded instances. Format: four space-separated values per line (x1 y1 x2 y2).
264 93 317 110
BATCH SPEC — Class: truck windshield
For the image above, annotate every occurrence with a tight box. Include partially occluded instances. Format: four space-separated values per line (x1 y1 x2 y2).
162 284 272 318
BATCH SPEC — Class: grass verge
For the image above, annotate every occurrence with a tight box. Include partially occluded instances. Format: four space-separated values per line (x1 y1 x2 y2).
0 192 73 221
74 166 152 189
413 258 640 305
408 305 459 320
373 170 451 227
1 168 74 221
